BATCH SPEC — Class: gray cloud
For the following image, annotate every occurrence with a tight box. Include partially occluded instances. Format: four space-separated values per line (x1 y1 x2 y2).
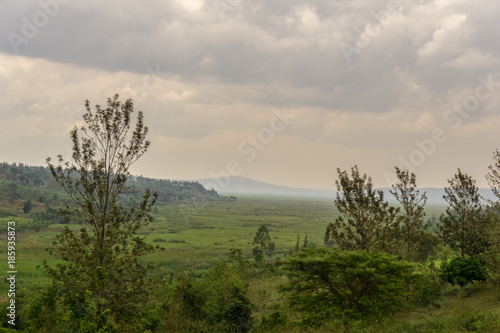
1 0 499 188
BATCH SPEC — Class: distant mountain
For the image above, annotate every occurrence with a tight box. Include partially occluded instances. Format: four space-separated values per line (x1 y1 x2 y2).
197 176 498 205
197 176 335 198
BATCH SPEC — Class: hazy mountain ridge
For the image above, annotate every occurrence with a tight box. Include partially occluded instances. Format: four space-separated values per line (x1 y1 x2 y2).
197 176 497 205
197 176 335 198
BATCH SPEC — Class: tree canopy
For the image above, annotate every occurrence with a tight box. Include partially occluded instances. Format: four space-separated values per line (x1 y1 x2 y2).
44 94 162 331
439 169 489 257
390 167 427 261
325 166 400 253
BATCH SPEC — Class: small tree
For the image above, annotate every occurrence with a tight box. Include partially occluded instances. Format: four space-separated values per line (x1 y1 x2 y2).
302 234 309 249
390 167 427 261
483 207 500 286
44 94 161 331
23 200 33 214
325 166 400 253
439 169 489 257
253 225 274 257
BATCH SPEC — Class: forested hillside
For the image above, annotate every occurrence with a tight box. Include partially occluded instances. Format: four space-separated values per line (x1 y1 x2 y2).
0 161 220 217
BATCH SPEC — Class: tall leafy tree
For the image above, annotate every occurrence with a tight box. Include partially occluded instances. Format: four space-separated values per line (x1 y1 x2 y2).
483 149 500 284
390 167 427 261
439 169 488 257
44 94 161 331
486 149 500 201
325 166 400 253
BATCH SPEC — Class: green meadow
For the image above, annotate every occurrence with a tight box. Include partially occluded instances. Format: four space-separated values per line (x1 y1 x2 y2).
2 196 336 291
1 195 445 294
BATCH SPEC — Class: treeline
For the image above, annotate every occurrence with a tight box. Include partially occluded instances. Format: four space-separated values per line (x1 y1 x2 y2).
126 175 220 203
0 162 221 210
279 152 500 330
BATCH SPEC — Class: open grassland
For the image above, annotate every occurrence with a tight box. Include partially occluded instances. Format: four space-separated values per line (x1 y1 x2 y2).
2 196 338 290
1 196 446 295
143 195 339 268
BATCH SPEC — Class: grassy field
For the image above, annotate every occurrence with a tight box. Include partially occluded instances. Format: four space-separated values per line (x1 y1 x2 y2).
0 196 446 294
2 196 336 292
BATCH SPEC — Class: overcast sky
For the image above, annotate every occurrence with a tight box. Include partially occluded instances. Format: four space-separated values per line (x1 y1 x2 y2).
1 0 499 189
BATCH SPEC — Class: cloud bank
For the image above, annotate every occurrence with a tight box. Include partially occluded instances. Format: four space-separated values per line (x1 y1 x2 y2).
1 0 499 188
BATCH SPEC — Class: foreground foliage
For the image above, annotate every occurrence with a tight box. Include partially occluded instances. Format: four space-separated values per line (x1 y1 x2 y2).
280 247 413 326
163 256 253 332
2 195 500 333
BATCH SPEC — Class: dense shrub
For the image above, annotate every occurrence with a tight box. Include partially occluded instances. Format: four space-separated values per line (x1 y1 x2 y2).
163 256 253 332
441 256 486 287
222 286 253 332
410 264 443 307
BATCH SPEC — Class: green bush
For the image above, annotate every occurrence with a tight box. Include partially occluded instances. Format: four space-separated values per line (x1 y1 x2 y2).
441 256 486 288
411 265 442 307
257 304 287 330
222 286 253 332
163 258 253 332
